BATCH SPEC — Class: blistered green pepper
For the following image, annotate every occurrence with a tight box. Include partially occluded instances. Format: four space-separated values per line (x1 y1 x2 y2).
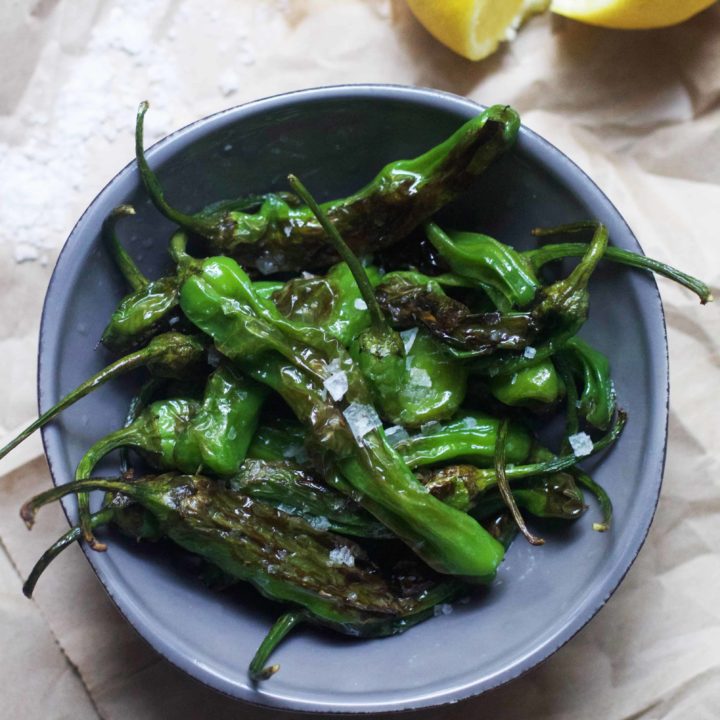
471 223 608 375
136 102 521 272
393 410 532 468
247 418 308 463
425 223 540 309
416 411 626 512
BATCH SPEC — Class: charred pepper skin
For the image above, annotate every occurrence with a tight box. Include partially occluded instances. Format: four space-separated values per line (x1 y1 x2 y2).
136 102 521 272
376 271 537 353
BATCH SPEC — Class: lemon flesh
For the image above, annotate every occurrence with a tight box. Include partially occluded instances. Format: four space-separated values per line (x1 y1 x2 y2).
550 0 717 28
407 0 549 61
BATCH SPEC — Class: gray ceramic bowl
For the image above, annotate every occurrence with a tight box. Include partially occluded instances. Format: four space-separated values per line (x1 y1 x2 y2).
38 85 668 713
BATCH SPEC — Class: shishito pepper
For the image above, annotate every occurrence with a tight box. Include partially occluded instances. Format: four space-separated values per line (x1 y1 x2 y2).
136 102 521 272
416 411 626 512
22 472 462 679
73 365 265 546
425 222 540 309
470 223 609 374
394 410 532 468
174 240 505 579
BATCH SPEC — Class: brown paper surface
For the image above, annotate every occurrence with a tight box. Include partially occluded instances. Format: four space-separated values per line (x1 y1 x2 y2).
1 1 719 718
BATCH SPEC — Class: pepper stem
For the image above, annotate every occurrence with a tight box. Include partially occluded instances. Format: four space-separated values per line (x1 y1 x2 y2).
105 205 147 291
495 419 544 546
76 425 142 550
573 468 613 532
136 102 215 238
0 347 154 462
287 174 387 331
23 507 115 598
20 478 137 530
525 239 713 304
248 611 307 682
550 223 608 303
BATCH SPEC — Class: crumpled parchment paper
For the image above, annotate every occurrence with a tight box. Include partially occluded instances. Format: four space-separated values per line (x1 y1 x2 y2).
1 1 719 718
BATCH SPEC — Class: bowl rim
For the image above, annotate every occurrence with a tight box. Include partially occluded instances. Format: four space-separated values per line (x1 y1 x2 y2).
38 83 669 714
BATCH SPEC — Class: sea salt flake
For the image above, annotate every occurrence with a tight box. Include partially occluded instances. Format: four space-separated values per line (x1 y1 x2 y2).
324 371 348 401
523 346 537 359
410 367 432 388
309 516 330 531
344 402 382 441
385 425 410 446
328 546 355 567
400 327 418 354
434 603 453 617
327 357 343 374
461 416 478 429
354 298 368 310
569 432 593 457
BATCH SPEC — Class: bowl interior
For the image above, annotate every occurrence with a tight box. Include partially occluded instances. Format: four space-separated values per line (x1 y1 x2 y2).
39 86 667 713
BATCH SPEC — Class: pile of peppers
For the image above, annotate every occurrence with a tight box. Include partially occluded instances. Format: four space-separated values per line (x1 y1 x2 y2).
2 102 712 681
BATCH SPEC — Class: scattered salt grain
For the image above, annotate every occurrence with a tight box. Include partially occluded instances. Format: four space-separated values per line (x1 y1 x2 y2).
400 327 419 354
354 298 368 311
434 603 453 617
344 402 382 441
385 425 410 446
523 346 537 359
218 69 240 97
301 271 315 279
568 432 593 457
410 367 432 388
328 546 355 567
324 370 349 401
461 416 478 429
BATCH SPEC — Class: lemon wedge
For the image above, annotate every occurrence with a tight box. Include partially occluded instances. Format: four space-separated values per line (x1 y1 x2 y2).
550 0 717 28
406 0 549 61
